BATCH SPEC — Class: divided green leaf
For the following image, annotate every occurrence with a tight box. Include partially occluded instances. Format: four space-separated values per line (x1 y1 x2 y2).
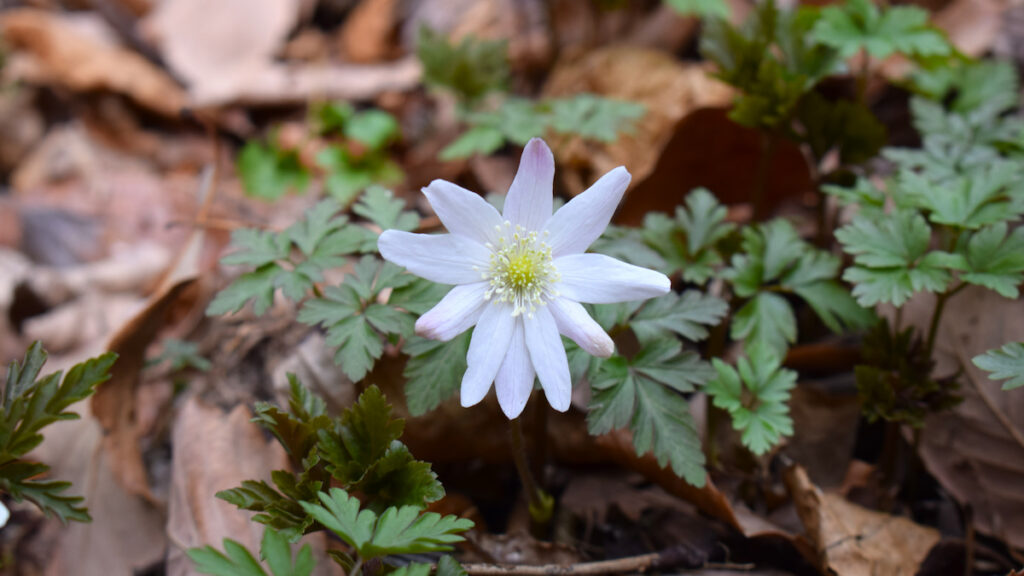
973 342 1024 391
188 527 315 576
0 343 116 523
707 343 796 455
811 0 950 60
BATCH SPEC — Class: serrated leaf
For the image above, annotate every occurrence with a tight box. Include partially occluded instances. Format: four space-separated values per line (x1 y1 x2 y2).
548 94 645 142
707 344 796 455
354 187 420 233
960 223 1024 298
587 341 708 486
299 257 417 381
640 188 733 282
630 291 728 344
440 126 505 160
730 292 796 356
300 488 472 561
188 527 315 576
0 344 115 523
345 110 399 150
837 211 959 306
811 0 950 60
973 342 1024 391
402 333 470 417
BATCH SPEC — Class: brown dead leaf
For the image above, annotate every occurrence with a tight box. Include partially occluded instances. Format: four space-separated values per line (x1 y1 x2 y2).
0 9 186 118
144 0 300 100
897 287 1024 551
617 107 813 224
787 465 941 576
91 230 204 499
165 397 286 575
339 0 401 63
542 47 733 198
934 0 1006 58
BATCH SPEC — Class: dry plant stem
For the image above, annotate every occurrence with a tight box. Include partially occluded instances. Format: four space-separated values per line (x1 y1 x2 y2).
461 555 658 576
855 49 871 105
509 418 552 527
703 318 730 468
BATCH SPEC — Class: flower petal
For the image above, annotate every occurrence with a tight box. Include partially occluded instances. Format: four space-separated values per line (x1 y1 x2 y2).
415 282 488 341
554 253 671 303
503 138 554 231
422 179 503 244
525 307 571 412
545 166 631 257
495 318 535 419
461 303 515 407
548 298 614 357
378 230 490 284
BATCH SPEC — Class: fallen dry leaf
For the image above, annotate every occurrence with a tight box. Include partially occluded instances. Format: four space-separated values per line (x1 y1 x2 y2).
934 0 1006 58
144 0 300 101
899 287 1024 551
0 9 187 117
339 0 401 63
788 465 941 576
91 229 204 499
165 397 287 575
541 47 733 199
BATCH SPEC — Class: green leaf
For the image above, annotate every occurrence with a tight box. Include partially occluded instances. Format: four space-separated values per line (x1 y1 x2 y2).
440 126 506 160
666 0 730 18
345 110 399 151
896 163 1024 230
973 342 1024 391
299 256 416 381
811 0 950 60
437 556 469 576
730 292 796 357
300 488 473 561
728 219 805 296
707 344 796 455
417 26 509 103
354 187 420 233
782 251 875 332
402 333 471 416
548 94 645 142
147 338 211 373
238 140 311 201
630 291 728 344
0 343 115 523
640 188 734 282
208 201 360 316
188 527 315 576
960 223 1024 298
796 91 886 166
587 341 709 486
836 210 956 306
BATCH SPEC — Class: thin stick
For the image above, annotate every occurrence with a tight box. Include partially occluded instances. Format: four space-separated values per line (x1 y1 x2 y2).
462 553 661 575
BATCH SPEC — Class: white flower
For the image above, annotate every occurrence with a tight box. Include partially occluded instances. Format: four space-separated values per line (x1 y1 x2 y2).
379 138 670 419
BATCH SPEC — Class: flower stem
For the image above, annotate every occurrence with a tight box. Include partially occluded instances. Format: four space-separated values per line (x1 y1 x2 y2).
924 283 966 359
752 130 778 221
509 418 554 529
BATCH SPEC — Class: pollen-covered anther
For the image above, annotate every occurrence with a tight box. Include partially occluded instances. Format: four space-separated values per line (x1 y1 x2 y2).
484 224 559 316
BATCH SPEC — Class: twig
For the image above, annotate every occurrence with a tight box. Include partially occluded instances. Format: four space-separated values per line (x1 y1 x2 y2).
462 552 665 575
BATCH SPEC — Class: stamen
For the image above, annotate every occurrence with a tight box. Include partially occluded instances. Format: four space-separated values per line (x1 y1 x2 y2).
484 223 559 317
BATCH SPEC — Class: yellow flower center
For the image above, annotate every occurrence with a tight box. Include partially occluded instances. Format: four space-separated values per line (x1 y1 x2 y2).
483 222 559 317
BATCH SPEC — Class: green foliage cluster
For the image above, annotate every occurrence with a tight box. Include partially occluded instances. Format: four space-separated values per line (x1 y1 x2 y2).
579 290 728 486
416 27 645 160
217 382 443 540
0 343 116 523
810 0 949 60
238 102 402 202
195 384 470 576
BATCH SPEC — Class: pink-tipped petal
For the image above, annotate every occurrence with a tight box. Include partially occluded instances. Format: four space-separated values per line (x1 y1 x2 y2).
461 303 515 407
545 166 631 257
525 306 572 412
495 318 535 419
554 253 670 304
422 180 503 244
503 138 554 231
415 282 488 341
378 230 490 285
548 298 614 357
